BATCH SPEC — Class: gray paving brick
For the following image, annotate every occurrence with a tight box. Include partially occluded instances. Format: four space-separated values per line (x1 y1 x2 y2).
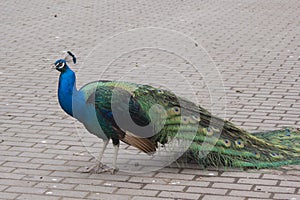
155 172 195 180
262 174 300 181
159 191 201 199
169 179 210 187
0 185 8 192
181 169 220 176
143 184 185 192
187 187 228 195
3 162 41 169
202 195 245 200
201 177 236 183
5 186 47 195
280 180 300 187
221 172 261 178
238 178 278 186
9 146 44 153
35 182 76 190
0 172 25 180
16 194 60 200
0 192 20 200
229 190 271 198
30 158 67 165
74 184 117 194
116 188 159 196
254 185 296 194
88 174 130 181
13 168 52 176
44 189 88 198
0 179 37 187
0 166 15 173
131 197 173 200
103 181 143 189
212 182 252 190
87 193 131 200
273 193 300 199
129 177 168 184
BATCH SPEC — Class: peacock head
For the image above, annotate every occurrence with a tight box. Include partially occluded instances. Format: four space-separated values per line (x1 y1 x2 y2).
53 51 76 73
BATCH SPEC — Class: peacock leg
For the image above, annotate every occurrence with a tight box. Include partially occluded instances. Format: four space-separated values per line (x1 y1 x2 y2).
100 142 120 174
85 139 109 173
111 144 119 174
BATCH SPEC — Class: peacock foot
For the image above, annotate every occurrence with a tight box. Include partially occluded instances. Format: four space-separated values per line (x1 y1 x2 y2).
84 163 119 174
100 167 119 174
84 162 107 174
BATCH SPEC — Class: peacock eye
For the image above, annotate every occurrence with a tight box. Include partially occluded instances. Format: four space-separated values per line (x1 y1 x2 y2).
56 62 65 69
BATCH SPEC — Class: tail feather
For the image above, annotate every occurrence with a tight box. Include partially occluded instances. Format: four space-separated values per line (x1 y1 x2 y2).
155 104 300 169
187 126 300 169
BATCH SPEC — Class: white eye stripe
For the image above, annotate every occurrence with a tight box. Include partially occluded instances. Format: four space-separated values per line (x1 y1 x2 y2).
56 62 65 69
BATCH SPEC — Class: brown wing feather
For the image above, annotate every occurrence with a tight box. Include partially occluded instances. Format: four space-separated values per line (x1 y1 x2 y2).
121 131 156 154
111 126 157 154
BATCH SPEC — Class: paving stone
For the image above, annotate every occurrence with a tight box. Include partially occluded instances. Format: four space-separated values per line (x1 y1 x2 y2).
143 184 185 192
229 190 271 198
116 188 159 196
202 195 245 200
4 162 42 171
238 178 278 186
129 176 168 184
187 187 228 195
0 192 20 200
5 186 47 195
0 179 37 187
181 169 220 176
87 193 131 200
21 175 64 183
0 172 25 180
262 174 300 181
45 189 88 198
35 182 76 190
13 168 52 176
30 158 67 165
131 197 173 200
0 155 31 163
158 191 201 199
169 179 210 187
221 172 261 178
280 180 300 187
155 172 195 180
0 185 8 192
212 182 253 190
200 177 236 183
103 181 143 189
254 185 296 194
273 193 300 199
0 166 15 173
74 184 117 194
16 194 60 200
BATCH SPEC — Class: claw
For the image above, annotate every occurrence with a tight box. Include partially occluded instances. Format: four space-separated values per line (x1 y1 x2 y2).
110 167 119 174
83 163 119 174
83 162 106 174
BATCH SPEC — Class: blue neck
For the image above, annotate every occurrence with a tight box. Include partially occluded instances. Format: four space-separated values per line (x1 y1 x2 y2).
58 67 77 116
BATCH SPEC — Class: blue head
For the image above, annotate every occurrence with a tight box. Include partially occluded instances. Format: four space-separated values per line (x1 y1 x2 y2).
54 51 77 73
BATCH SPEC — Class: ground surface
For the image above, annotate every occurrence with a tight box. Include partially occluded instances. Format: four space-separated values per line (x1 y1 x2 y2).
0 0 300 199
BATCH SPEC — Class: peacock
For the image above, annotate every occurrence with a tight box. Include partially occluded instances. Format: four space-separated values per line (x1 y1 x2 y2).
53 51 300 174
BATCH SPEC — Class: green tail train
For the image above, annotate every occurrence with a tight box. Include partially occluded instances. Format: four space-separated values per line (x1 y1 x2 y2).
129 84 300 169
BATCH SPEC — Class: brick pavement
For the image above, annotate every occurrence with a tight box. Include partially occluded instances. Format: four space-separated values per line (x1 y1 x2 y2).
0 0 300 199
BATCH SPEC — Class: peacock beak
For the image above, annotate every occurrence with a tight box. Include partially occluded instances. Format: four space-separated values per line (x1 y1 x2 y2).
51 64 56 69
